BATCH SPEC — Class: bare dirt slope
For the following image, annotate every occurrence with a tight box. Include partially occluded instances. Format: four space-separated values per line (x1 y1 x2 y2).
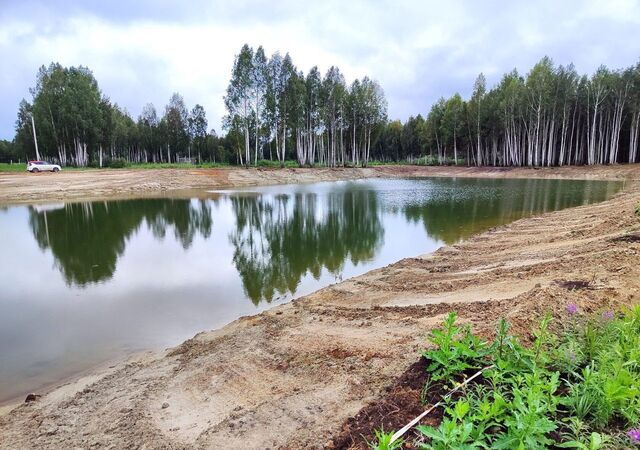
1 164 638 205
0 166 639 449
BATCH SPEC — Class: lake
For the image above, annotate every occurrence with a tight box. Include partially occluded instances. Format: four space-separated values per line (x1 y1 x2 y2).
0 177 623 402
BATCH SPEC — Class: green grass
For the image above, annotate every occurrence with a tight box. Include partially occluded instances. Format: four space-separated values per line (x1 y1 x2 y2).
0 161 244 172
125 160 303 169
0 163 94 172
0 162 30 172
368 156 467 167
370 307 640 449
121 162 231 169
1 159 467 173
255 159 300 168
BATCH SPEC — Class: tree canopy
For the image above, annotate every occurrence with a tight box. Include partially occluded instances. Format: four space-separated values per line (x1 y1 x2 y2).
223 45 387 167
375 58 640 166
9 54 640 167
13 63 232 167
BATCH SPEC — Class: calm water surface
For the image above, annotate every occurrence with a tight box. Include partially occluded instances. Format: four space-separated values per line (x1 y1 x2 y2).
0 177 622 402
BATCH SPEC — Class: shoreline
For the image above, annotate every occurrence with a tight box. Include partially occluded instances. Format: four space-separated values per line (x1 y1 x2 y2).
0 349 162 411
0 165 639 449
1 164 639 206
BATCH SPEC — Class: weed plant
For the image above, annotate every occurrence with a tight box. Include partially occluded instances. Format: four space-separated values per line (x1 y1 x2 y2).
369 307 640 449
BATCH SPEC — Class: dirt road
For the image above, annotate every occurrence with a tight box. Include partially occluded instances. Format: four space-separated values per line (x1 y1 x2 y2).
0 165 639 449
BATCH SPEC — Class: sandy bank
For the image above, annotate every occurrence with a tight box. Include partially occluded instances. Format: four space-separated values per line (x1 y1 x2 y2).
0 165 639 449
1 164 639 205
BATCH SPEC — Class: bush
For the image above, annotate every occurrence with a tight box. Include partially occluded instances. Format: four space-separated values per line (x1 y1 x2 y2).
108 158 128 168
255 159 299 168
373 306 640 449
635 204 639 217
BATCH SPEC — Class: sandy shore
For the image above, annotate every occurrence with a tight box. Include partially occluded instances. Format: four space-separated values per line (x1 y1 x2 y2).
0 165 639 449
1 164 638 205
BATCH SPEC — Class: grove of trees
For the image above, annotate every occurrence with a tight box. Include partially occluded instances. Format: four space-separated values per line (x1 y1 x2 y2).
224 45 388 167
374 57 640 166
6 51 640 167
11 63 232 167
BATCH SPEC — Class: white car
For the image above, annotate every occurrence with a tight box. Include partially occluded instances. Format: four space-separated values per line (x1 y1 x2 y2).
27 160 61 173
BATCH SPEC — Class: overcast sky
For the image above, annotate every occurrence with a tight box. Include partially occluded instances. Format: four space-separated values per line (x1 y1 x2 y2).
1 0 639 140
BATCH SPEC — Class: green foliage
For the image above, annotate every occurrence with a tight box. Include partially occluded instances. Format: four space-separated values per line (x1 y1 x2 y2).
416 416 478 449
0 139 20 163
0 163 91 172
125 162 231 169
367 428 403 450
491 371 559 449
421 312 489 382
531 313 554 365
370 58 640 167
401 307 640 449
255 159 299 168
108 157 128 168
0 162 28 172
557 432 609 449
15 55 640 168
635 203 640 217
560 309 640 429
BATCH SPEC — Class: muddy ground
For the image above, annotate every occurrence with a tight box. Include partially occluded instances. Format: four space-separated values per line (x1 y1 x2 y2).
0 165 639 449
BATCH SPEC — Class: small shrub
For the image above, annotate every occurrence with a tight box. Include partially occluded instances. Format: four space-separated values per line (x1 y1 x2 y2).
421 312 489 382
635 203 640 217
367 428 403 450
108 157 128 168
415 155 440 166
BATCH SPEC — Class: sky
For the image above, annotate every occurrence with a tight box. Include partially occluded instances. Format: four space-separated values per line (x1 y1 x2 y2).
1 0 639 140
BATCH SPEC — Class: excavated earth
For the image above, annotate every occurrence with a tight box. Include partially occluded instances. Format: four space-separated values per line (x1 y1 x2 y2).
0 165 639 449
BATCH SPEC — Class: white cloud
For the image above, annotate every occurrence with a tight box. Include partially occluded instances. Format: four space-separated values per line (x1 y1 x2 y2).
1 0 639 139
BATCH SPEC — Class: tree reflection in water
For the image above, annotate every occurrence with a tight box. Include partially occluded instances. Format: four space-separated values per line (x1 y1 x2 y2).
401 178 622 244
25 178 621 303
28 199 213 286
228 187 383 304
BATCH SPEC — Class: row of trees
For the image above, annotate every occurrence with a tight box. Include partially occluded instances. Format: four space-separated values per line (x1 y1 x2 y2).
372 57 640 166
8 55 640 167
13 63 239 166
224 44 387 167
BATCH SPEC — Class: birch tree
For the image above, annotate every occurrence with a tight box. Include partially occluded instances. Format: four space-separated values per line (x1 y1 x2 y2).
224 44 254 166
468 73 486 166
188 104 208 163
252 46 268 164
163 93 189 163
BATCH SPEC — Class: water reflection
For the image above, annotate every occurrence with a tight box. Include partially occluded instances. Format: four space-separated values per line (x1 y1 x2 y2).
1 177 623 403
229 188 383 303
28 200 213 285
400 178 622 244
24 178 622 293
